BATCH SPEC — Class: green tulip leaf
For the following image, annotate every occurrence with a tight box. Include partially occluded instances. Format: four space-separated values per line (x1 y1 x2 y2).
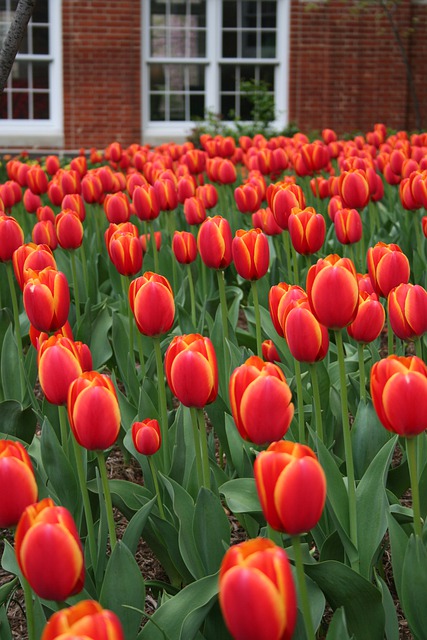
139 572 219 640
219 478 262 514
0 400 37 444
40 417 80 519
122 496 157 556
147 514 195 587
1 325 21 402
386 509 410 601
0 577 18 606
89 478 152 520
90 305 112 369
193 488 231 575
0 540 20 579
0 604 13 640
305 560 385 640
351 399 393 480
325 607 352 640
100 540 145 639
112 311 139 404
401 534 427 640
356 436 397 579
375 573 399 640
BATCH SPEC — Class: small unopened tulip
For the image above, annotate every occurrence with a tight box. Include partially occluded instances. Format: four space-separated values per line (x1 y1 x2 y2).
0 440 38 528
129 271 175 337
232 228 270 280
197 216 232 270
132 419 161 455
23 267 70 333
172 230 197 264
388 283 427 341
41 599 124 640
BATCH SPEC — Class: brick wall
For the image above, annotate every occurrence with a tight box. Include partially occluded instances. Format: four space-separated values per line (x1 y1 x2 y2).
288 0 425 136
62 0 141 149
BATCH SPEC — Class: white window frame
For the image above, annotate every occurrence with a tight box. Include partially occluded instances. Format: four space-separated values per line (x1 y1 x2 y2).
142 0 290 145
0 0 63 147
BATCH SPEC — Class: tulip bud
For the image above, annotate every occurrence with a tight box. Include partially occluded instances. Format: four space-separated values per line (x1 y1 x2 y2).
232 228 270 280
288 206 326 255
15 498 84 601
219 538 297 640
334 208 363 245
0 440 38 528
104 192 131 224
284 298 329 362
261 339 281 363
388 283 427 341
106 224 143 276
41 599 124 640
129 271 175 336
347 291 385 344
23 267 70 333
172 230 197 264
0 214 24 261
254 440 326 535
229 355 294 444
197 216 232 270
55 209 84 250
165 334 218 407
339 169 370 209
132 419 161 455
183 196 207 226
367 242 410 298
67 371 121 450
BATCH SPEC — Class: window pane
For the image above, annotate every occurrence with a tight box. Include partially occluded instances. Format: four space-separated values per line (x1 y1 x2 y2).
240 96 252 120
221 65 236 92
11 61 28 89
33 61 49 89
0 92 7 118
242 30 256 58
169 65 184 91
13 92 28 118
190 93 204 119
170 94 185 120
222 31 237 58
240 64 255 83
260 64 275 86
151 1 166 26
222 1 236 28
170 28 187 57
151 28 166 57
188 64 204 91
151 94 165 121
261 2 276 28
33 25 49 54
221 94 235 120
242 1 257 29
32 0 48 23
150 64 165 91
191 0 206 28
34 92 49 119
261 31 275 58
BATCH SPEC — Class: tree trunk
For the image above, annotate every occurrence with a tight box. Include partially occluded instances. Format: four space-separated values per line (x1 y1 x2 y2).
0 0 37 93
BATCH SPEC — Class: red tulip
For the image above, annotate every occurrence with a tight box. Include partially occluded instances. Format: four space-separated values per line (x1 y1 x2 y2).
268 282 306 338
38 335 92 405
81 172 103 204
269 182 306 230
45 155 61 176
139 231 162 255
254 440 326 535
0 440 38 528
288 206 326 255
23 188 42 213
13 242 57 290
339 169 370 209
334 208 363 244
15 498 84 601
129 271 175 336
261 339 281 363
23 267 70 333
177 174 197 203
252 207 283 236
232 228 270 280
306 254 359 329
106 223 143 276
387 283 427 341
132 184 160 221
172 231 197 264
347 291 385 343
196 183 218 209
41 599 124 640
55 209 84 250
62 193 86 221
103 192 131 224
26 165 49 195
367 242 410 298
153 178 178 211
370 355 427 436
219 537 297 640
32 219 58 250
183 195 207 225
197 215 233 269
284 298 329 362
67 371 121 450
234 182 263 214
229 355 294 444
0 214 24 261
132 419 162 455
165 334 218 407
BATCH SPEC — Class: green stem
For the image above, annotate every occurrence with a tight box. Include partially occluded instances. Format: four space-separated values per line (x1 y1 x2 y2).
267 524 283 547
121 275 135 367
414 336 423 360
6 261 25 401
282 231 293 284
70 251 81 327
22 577 36 640
291 536 315 640
96 450 117 551
251 279 262 358
197 407 210 488
187 264 197 327
71 435 97 571
406 436 422 537
153 337 169 469
189 407 204 488
309 363 323 443
291 243 299 286
58 404 70 459
334 329 359 572
136 330 146 378
216 269 229 341
79 243 90 300
357 342 367 403
148 455 165 518
149 222 160 273
294 359 306 444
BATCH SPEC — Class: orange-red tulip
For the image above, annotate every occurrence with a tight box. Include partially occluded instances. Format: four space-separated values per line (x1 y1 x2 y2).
132 184 160 221
132 419 161 456
32 219 58 250
387 283 427 341
371 355 427 436
197 215 233 269
103 191 131 224
234 182 263 214
172 230 197 264
339 169 370 209
139 231 162 255
229 355 294 444
0 440 38 528
306 254 359 329
13 242 57 290
153 177 178 211
129 271 175 336
284 298 329 362
269 182 305 230
219 537 297 640
288 206 326 255
23 267 70 332
347 291 385 343
232 228 270 280
261 339 281 363
334 207 363 244
15 498 84 601
165 334 218 407
106 223 143 276
55 209 84 250
183 195 207 225
23 188 41 213
254 440 326 535
196 183 218 209
41 599 124 640
268 282 306 338
26 165 48 195
67 371 121 450
0 214 24 261
38 335 92 405
252 207 283 236
367 242 410 298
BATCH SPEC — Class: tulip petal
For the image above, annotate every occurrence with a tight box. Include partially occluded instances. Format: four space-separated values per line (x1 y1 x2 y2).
240 376 294 444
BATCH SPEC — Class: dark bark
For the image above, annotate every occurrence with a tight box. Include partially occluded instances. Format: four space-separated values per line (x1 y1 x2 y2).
0 0 37 93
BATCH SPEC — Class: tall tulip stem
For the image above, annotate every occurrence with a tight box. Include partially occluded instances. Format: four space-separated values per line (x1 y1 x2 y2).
216 269 229 341
334 329 359 571
309 363 323 442
22 576 36 640
148 455 165 519
149 222 160 273
251 279 262 358
357 343 367 402
187 264 197 327
189 407 204 488
406 436 422 537
294 359 306 444
197 407 210 488
6 261 25 401
58 404 70 459
291 535 315 640
96 450 117 551
121 275 135 368
282 231 293 283
153 337 169 469
71 436 97 572
70 251 81 327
